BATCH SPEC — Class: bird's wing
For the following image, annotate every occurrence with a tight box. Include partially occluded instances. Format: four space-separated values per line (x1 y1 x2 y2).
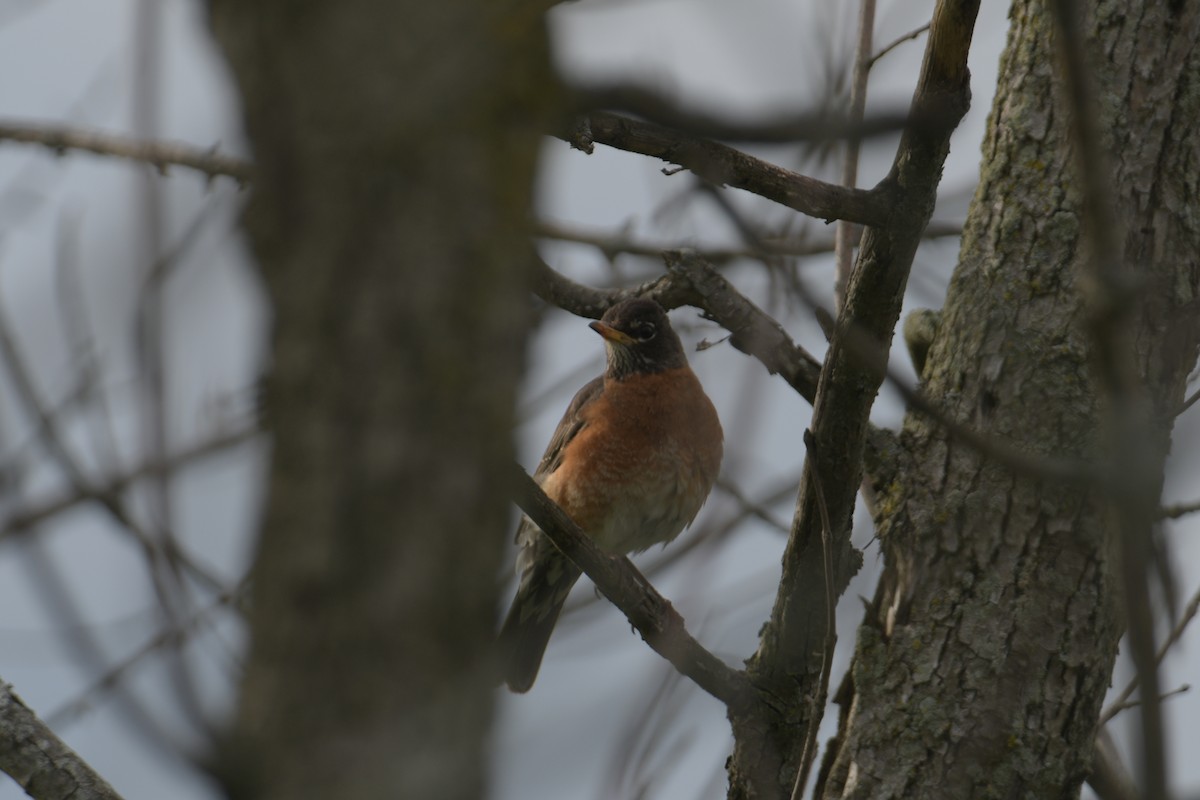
532 374 604 480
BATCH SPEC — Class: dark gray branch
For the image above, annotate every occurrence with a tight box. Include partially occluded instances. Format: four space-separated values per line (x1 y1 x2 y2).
0 681 124 800
2 427 258 542
531 253 822 403
733 0 981 794
576 112 890 226
508 464 754 711
572 83 912 145
0 120 250 182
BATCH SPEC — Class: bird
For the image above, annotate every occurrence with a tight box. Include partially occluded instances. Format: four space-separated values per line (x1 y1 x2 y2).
498 298 723 692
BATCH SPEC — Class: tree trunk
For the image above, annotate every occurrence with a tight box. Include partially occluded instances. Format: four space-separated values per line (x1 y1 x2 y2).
820 1 1200 798
207 3 556 798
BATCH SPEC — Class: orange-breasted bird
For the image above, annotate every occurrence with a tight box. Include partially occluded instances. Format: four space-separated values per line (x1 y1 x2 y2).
498 298 723 692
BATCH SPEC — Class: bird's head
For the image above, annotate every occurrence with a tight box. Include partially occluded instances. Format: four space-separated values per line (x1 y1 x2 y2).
590 299 687 379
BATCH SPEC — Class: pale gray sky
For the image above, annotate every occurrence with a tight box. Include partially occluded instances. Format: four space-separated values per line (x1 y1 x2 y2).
0 1 1195 799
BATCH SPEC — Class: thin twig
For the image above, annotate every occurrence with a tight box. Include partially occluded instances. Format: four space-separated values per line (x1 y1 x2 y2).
1175 387 1200 417
46 585 245 728
53 210 126 487
790 430 839 800
536 216 963 267
0 119 251 182
1088 728 1142 800
1159 498 1200 519
1101 684 1190 721
579 111 890 226
1101 580 1200 725
537 219 833 262
2 427 258 539
133 2 212 736
869 23 932 67
732 1 981 792
716 478 791 534
834 0 876 307
20 531 192 772
0 301 226 593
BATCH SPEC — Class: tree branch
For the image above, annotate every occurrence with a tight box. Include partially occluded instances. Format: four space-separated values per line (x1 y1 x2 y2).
572 83 912 144
508 463 754 711
531 253 823 403
1158 498 1200 519
732 0 980 794
0 680 124 800
575 111 890 225
0 303 227 594
1088 729 1141 800
536 218 963 264
0 119 251 182
1101 579 1200 726
870 23 932 67
2 427 259 542
834 0 876 306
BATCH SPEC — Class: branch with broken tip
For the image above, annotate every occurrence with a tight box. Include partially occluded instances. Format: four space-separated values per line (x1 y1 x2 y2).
508 462 754 712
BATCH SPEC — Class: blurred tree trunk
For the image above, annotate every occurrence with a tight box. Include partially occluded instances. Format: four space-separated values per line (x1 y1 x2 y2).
207 3 555 798
818 2 1200 798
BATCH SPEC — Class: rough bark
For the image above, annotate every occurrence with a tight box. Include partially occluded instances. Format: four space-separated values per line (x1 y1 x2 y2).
207 3 555 799
726 2 980 796
0 682 123 800
821 2 1200 798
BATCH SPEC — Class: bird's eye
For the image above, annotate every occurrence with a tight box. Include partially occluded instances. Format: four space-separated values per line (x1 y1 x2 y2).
633 322 657 341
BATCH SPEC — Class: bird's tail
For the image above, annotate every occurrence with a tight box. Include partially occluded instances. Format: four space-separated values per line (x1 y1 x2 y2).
497 549 582 693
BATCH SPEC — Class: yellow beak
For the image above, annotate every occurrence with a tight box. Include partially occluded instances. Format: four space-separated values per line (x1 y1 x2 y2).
589 320 635 346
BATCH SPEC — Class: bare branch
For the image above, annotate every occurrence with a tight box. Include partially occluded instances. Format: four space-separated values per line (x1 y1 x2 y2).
573 83 912 144
45 586 245 729
789 430 839 800
536 219 963 265
531 253 823 403
1101 580 1200 726
834 0 876 306
0 679 124 800
538 219 831 262
508 463 754 710
577 111 890 225
1088 729 1142 800
1158 498 1200 519
562 478 796 619
870 23 932 67
735 0 981 793
0 119 251 182
2 427 259 542
1175 386 1200 417
0 303 226 594
1101 684 1190 721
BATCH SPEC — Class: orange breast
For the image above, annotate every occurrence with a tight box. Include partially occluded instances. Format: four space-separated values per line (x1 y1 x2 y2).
541 367 723 554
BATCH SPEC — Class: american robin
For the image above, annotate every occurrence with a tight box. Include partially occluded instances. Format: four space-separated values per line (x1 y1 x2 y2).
498 298 723 692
